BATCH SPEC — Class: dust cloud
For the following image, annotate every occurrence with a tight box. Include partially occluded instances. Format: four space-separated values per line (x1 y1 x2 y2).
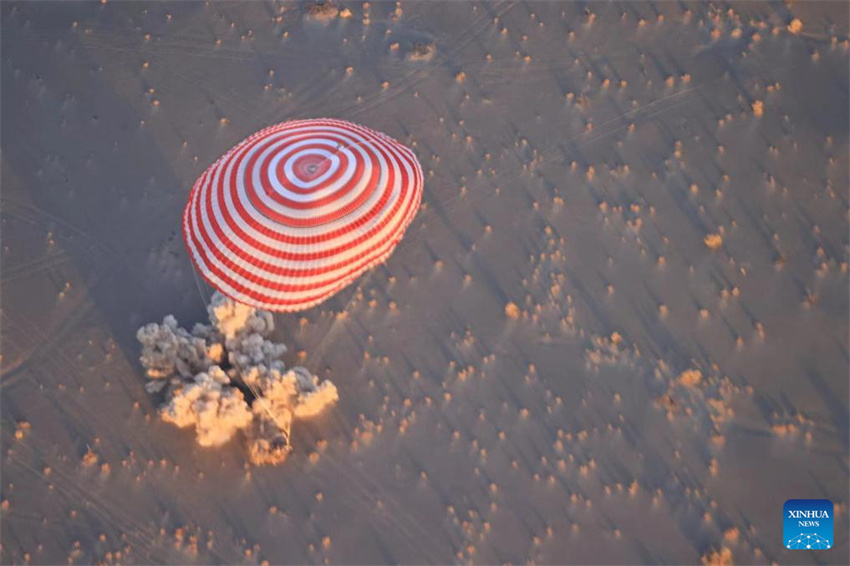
137 292 338 465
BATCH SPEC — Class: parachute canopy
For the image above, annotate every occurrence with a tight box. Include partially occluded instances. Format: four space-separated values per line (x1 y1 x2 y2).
183 119 424 312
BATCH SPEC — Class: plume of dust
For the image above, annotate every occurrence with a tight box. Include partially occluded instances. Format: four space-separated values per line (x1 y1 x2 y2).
137 292 338 465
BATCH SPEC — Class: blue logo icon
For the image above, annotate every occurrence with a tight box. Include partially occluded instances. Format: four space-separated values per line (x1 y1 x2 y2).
784 499 833 550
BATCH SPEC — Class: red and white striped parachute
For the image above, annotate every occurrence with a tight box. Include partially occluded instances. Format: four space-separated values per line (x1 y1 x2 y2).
182 119 423 312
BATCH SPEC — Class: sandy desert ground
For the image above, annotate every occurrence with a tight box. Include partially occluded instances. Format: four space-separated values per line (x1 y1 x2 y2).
1 1 848 564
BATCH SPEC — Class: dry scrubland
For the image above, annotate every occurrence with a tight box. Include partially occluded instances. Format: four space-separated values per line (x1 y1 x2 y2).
1 1 848 564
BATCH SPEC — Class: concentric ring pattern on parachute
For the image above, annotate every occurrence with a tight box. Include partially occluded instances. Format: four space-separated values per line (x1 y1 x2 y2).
182 119 424 312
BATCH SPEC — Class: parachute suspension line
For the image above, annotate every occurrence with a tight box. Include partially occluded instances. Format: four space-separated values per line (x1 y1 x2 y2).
242 378 293 451
191 263 209 308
